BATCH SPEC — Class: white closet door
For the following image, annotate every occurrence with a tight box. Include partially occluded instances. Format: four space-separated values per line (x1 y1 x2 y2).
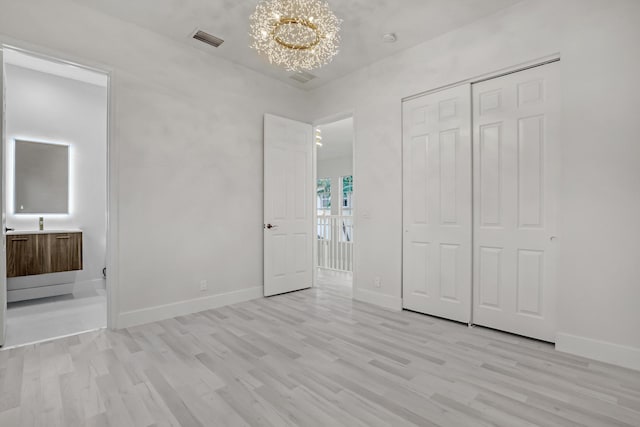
402 84 472 323
472 62 560 342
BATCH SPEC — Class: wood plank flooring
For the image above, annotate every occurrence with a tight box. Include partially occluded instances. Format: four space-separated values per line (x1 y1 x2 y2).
1 277 639 426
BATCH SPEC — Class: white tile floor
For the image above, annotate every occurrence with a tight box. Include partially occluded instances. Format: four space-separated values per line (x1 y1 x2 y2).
4 284 107 348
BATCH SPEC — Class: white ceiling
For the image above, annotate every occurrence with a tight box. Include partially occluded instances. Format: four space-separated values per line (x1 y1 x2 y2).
77 0 520 90
317 117 353 162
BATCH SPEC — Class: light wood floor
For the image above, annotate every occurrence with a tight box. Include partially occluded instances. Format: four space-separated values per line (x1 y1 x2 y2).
1 280 639 426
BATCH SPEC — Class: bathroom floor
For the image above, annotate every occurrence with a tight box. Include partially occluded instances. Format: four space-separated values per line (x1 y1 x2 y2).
4 283 107 348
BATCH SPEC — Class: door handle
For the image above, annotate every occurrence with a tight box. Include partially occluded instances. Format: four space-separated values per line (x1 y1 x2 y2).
264 224 278 230
5 227 14 233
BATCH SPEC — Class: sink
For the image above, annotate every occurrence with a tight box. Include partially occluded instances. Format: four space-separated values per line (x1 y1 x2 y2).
6 229 82 235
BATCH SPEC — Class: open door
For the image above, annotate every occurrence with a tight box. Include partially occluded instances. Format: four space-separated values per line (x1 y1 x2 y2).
264 114 313 297
0 48 7 346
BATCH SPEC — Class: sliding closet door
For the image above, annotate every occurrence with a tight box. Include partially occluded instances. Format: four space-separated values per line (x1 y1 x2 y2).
402 84 472 323
472 62 560 342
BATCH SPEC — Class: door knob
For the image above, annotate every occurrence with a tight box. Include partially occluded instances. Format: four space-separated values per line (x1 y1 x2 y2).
264 224 278 229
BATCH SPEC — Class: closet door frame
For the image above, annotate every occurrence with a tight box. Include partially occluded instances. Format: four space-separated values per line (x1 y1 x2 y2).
401 54 560 329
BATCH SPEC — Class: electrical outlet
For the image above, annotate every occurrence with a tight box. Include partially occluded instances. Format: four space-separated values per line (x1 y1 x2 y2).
199 280 208 291
374 277 381 288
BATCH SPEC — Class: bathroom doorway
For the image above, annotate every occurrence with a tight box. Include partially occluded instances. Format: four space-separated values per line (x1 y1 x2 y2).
314 115 355 290
0 47 111 347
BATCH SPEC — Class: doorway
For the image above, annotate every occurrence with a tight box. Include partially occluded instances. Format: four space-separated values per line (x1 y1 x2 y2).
0 47 110 347
314 116 354 289
402 60 560 342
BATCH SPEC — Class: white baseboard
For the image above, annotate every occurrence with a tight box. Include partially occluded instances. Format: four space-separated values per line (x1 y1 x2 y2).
7 283 75 302
556 332 640 372
354 287 402 311
76 278 106 290
117 286 263 328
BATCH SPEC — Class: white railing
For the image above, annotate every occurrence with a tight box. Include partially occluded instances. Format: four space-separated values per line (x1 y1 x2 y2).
317 215 354 272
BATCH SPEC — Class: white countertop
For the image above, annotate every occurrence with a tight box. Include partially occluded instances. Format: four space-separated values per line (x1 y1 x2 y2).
6 229 82 235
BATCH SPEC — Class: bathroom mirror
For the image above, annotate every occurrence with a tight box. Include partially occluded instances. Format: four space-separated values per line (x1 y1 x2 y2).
14 140 69 214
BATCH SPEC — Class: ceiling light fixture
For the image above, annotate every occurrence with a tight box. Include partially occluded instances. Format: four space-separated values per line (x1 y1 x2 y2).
249 0 342 71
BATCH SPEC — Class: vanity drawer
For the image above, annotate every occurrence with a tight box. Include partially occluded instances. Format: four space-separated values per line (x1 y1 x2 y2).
42 232 83 274
7 234 41 277
6 232 83 277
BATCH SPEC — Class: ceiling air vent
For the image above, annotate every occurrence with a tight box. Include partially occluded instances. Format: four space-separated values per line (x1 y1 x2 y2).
192 30 224 48
290 71 317 84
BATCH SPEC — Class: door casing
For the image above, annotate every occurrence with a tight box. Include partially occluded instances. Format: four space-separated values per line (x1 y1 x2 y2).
312 112 356 289
0 40 118 338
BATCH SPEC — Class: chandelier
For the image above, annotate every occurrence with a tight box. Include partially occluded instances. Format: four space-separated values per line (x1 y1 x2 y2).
249 0 342 72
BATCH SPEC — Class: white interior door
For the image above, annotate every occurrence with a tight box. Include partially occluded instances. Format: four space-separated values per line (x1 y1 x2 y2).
0 49 7 346
402 84 472 323
264 114 313 297
472 62 560 342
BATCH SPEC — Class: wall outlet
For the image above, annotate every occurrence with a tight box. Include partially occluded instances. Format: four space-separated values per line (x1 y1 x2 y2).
374 277 381 288
199 280 208 291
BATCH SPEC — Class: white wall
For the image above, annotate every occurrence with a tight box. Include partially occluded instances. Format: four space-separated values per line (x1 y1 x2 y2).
317 156 353 180
309 0 640 369
2 0 639 371
318 156 352 216
5 64 107 290
0 0 311 326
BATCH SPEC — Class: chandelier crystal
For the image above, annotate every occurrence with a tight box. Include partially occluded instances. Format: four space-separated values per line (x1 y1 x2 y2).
249 0 342 72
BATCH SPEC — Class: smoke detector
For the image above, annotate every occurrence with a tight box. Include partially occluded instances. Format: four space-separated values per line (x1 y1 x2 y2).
382 33 397 43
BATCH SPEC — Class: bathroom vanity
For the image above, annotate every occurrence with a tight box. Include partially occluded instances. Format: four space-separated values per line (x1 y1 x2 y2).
7 230 82 277
6 230 83 301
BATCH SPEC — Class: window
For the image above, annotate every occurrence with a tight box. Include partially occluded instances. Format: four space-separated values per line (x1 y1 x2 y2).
317 178 331 217
341 175 353 216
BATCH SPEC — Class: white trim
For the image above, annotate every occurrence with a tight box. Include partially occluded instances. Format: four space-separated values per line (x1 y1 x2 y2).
105 70 119 329
312 111 356 291
118 286 263 328
0 38 118 330
312 111 355 127
1 327 105 350
350 112 358 292
402 53 561 102
556 332 640 372
354 288 402 311
312 124 318 288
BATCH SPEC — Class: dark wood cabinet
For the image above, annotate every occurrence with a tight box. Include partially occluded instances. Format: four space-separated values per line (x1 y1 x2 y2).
6 232 82 278
7 234 40 277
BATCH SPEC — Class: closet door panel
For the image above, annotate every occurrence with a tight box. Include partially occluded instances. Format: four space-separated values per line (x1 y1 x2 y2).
472 62 560 342
402 84 472 323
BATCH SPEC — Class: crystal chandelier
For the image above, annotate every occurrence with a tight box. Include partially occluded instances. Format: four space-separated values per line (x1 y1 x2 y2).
249 0 342 72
